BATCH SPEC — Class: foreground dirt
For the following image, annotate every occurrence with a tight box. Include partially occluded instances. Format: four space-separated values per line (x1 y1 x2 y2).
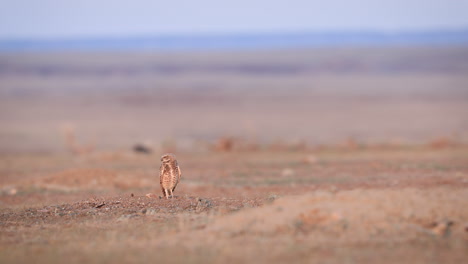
1 147 468 263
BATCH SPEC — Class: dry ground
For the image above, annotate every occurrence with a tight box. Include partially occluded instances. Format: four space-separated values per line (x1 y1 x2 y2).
1 146 467 263
1 47 468 153
1 47 468 263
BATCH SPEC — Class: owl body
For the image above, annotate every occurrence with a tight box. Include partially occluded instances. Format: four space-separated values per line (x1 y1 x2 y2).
159 153 181 199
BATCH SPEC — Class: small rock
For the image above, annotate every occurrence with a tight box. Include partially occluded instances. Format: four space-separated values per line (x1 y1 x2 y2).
94 203 106 208
117 214 138 222
281 168 295 177
303 155 318 164
133 144 152 154
430 220 454 237
1 186 18 195
243 202 254 208
196 198 213 213
267 194 279 203
146 208 159 215
9 188 18 195
146 193 158 198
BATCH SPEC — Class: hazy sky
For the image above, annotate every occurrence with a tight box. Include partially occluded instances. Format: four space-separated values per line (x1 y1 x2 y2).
0 0 468 39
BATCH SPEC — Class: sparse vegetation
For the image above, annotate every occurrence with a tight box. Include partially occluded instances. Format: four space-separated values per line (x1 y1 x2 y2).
1 47 467 263
1 147 468 263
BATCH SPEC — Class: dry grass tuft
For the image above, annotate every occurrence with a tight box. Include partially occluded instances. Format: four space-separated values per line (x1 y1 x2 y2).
60 123 95 156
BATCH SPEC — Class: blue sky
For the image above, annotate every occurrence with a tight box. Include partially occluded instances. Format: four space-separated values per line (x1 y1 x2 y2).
0 0 468 39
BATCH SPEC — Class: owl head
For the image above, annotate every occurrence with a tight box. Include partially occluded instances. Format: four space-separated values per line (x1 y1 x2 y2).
161 153 176 163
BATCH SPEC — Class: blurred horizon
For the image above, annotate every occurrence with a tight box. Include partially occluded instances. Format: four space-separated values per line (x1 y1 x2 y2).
1 45 468 153
1 1 468 154
1 29 468 51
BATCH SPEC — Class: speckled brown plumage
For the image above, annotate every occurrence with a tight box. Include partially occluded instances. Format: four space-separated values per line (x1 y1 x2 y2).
159 153 181 199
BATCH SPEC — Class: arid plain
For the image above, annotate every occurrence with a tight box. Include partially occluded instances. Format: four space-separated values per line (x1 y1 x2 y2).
1 46 468 263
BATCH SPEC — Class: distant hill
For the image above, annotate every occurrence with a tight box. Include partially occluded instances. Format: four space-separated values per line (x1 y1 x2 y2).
1 30 468 51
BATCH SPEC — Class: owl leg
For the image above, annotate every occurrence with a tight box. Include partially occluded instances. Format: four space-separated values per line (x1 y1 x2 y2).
168 189 173 199
164 189 169 199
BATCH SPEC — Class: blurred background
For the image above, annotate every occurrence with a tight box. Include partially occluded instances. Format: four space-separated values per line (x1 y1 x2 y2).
1 0 468 154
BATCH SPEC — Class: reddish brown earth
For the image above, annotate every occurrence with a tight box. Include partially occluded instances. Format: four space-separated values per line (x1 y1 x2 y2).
1 146 467 264
1 47 468 263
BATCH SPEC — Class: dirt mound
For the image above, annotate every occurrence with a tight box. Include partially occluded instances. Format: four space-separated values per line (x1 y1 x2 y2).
205 188 468 242
35 168 153 191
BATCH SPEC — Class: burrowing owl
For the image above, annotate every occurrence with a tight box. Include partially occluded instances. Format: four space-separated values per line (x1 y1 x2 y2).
159 153 181 199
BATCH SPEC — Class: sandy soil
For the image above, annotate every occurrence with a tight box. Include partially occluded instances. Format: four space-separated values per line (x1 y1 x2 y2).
1 147 467 263
1 47 468 263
